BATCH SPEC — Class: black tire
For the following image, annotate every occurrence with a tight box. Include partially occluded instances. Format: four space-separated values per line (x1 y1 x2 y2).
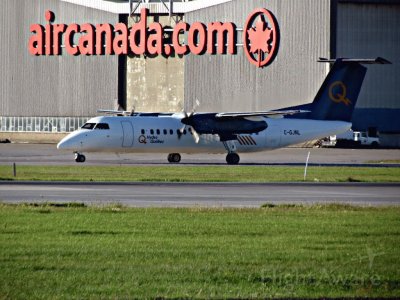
226 153 240 165
172 153 181 163
75 154 86 163
168 153 181 163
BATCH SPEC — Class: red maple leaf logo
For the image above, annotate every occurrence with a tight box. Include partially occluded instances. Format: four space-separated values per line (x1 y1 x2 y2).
247 20 273 67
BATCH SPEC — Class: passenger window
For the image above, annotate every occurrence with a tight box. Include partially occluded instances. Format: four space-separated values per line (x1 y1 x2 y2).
156 129 160 135
94 123 110 130
183 129 187 135
170 129 173 135
163 129 167 135
150 129 154 135
81 123 96 130
141 129 145 134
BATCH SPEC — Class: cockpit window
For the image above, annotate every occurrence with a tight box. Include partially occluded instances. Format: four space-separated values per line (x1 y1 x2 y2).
94 123 110 130
81 123 96 130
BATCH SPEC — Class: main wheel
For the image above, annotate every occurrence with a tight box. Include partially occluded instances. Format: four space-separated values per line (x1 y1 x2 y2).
226 153 240 165
167 153 181 163
74 153 86 163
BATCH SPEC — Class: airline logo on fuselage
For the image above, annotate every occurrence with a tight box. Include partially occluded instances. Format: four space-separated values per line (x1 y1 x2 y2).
139 134 164 144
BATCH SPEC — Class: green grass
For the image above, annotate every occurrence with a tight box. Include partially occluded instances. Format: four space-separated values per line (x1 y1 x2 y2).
0 204 399 298
1 165 400 182
367 159 400 164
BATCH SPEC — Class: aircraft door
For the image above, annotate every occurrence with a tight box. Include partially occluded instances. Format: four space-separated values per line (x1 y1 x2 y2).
121 121 134 147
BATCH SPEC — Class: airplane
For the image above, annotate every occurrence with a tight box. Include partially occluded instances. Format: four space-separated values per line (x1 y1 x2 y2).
57 57 390 164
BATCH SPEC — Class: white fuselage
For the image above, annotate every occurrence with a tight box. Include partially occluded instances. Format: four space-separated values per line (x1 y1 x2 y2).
57 114 351 154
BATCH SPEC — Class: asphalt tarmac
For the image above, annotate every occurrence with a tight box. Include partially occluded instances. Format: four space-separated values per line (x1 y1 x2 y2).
1 144 399 207
0 143 399 166
1 182 399 207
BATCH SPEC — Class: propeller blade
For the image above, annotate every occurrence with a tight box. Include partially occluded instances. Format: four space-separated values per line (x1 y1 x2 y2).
177 126 184 140
195 99 200 109
192 128 200 144
179 100 200 140
179 124 186 134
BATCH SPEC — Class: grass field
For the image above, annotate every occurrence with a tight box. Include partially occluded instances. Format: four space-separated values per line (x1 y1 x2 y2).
1 204 399 299
1 165 400 182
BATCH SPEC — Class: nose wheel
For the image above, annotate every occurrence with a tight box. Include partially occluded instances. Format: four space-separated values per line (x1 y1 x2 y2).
167 153 181 163
74 153 86 163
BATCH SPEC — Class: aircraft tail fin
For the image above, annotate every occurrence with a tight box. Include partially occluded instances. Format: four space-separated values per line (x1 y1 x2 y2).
308 57 391 122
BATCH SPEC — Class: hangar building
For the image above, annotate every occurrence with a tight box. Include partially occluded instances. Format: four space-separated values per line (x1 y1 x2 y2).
0 0 399 146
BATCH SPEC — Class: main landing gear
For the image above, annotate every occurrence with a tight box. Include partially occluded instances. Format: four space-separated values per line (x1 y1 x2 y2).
74 152 86 163
226 153 240 165
223 140 240 165
167 153 181 163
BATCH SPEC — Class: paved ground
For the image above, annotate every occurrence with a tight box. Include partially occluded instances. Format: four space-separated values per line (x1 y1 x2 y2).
1 182 399 207
0 143 399 166
1 144 398 207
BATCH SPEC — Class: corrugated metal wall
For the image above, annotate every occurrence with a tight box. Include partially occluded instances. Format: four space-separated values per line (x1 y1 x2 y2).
0 0 119 117
336 2 400 109
184 0 331 112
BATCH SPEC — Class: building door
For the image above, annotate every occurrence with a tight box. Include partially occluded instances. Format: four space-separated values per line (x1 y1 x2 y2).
121 121 134 147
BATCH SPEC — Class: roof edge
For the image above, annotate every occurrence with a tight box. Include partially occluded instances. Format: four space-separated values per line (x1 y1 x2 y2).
61 0 234 15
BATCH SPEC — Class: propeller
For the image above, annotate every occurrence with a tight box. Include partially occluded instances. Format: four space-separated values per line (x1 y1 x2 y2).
179 99 201 143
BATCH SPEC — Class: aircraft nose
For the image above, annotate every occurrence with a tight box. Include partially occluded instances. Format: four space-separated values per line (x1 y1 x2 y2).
57 138 67 149
57 136 71 150
57 133 81 150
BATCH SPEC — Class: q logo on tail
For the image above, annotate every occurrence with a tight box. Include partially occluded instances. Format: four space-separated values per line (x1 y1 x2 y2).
329 81 352 106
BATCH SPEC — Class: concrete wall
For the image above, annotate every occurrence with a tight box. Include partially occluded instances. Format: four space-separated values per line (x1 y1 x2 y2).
184 0 331 112
126 16 184 113
0 0 119 117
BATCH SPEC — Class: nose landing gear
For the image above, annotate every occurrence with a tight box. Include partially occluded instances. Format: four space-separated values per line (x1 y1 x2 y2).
74 153 86 163
167 153 181 163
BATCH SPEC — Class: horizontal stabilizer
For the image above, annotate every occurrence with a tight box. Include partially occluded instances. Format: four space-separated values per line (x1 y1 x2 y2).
318 57 391 64
215 109 310 118
97 109 133 116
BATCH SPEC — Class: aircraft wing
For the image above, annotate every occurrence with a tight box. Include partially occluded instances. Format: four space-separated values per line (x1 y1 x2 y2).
215 109 309 118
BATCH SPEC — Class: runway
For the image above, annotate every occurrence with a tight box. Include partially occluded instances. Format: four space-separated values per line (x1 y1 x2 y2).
1 182 399 207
